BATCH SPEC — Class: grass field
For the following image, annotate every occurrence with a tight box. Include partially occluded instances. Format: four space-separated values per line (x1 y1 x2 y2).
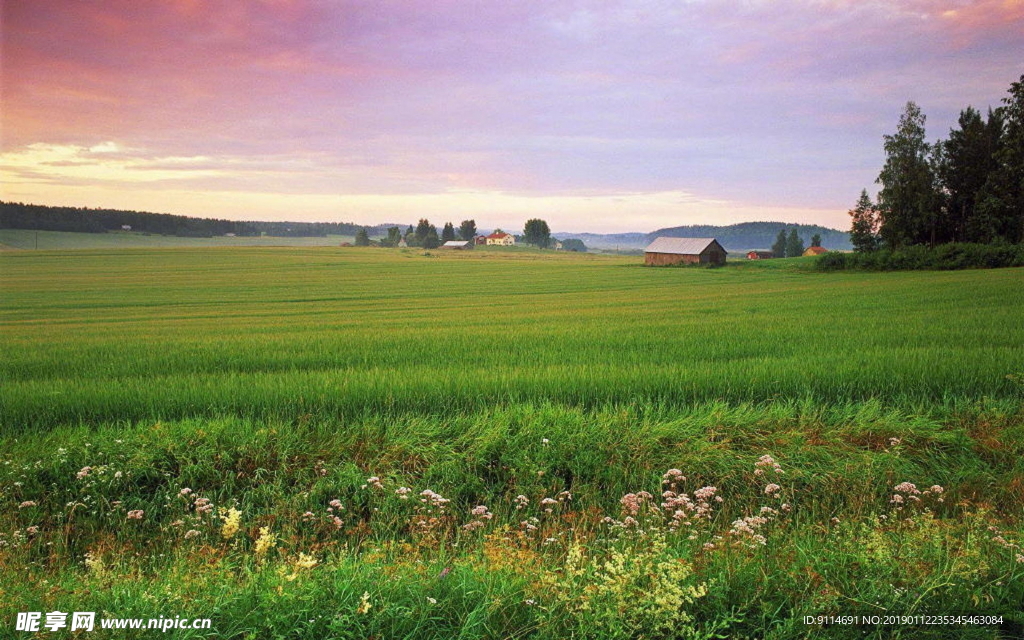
2 246 1023 638
0 229 359 250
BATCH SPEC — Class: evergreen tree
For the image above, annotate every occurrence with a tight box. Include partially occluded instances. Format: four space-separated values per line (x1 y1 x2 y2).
877 101 937 248
849 189 880 252
936 107 1001 242
976 74 1024 244
459 219 477 241
771 229 787 257
414 219 435 246
423 227 440 249
354 227 370 246
810 233 822 247
441 222 456 242
785 229 805 257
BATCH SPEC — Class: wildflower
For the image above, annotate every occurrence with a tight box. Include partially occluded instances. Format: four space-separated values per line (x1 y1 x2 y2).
394 487 411 500
76 466 92 480
364 476 383 490
114 471 123 479
294 553 318 570
662 468 686 484
254 527 277 557
329 499 344 510
126 510 144 520
357 591 372 614
764 483 782 496
179 488 193 496
331 516 343 530
888 437 902 447
514 494 529 509
541 438 550 445
754 454 783 474
26 526 39 535
193 497 214 514
220 507 242 539
557 490 572 502
524 599 537 606
426 597 437 605
540 497 558 513
18 501 36 509
184 530 201 539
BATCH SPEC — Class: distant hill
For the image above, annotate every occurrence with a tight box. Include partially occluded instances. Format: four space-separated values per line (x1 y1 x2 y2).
560 222 851 252
649 222 850 251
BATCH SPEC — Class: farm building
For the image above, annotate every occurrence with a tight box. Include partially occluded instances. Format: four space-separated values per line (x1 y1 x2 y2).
644 237 727 266
440 240 471 250
486 231 515 246
803 246 828 256
746 250 774 260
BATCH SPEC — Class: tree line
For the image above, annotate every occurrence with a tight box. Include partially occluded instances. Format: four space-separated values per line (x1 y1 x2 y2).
850 74 1024 252
0 201 372 238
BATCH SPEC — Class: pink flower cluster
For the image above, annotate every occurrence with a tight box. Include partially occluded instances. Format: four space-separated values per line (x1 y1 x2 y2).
890 482 944 508
754 455 783 477
126 510 144 520
463 505 493 531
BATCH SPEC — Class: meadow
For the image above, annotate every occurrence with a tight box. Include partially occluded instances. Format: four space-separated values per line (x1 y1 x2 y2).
1 246 1023 638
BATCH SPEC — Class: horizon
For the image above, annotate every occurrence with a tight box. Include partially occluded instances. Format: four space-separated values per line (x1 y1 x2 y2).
2 1 1022 233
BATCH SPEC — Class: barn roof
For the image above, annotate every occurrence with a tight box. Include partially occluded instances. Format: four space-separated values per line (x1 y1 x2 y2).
644 237 720 255
441 240 469 248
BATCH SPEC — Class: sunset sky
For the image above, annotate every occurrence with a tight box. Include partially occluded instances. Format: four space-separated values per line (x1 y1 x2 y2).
2 1 1022 233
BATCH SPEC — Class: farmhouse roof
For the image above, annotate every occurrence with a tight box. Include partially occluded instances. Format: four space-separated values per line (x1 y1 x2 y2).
487 231 511 239
803 246 828 256
644 237 720 255
441 240 470 248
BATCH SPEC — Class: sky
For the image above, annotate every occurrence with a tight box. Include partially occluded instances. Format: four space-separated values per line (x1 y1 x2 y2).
2 1 1022 233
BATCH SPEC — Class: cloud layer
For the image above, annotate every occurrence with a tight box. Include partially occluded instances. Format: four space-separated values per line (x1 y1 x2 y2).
2 0 1022 231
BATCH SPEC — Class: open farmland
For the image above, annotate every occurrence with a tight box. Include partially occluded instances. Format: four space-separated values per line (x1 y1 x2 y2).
2 247 1023 638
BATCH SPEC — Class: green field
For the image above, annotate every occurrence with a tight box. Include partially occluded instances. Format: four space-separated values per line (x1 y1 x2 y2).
0 228 359 250
2 247 1023 638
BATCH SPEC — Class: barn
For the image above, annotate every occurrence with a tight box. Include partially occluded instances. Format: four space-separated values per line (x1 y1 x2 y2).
440 240 471 250
644 237 727 266
803 246 828 256
746 250 774 260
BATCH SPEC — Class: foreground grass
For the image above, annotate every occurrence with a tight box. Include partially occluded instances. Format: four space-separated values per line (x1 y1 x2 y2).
1 247 1022 637
3 403 1023 638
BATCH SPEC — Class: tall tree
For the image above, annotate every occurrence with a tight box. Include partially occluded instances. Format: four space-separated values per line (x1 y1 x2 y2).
810 233 822 247
413 219 436 247
785 229 805 257
771 229 787 257
849 189 880 252
459 219 477 241
976 74 1024 244
441 222 456 242
935 107 1000 242
523 218 551 248
877 101 937 248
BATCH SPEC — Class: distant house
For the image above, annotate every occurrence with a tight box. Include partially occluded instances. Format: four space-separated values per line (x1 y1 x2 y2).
398 237 408 248
803 246 828 256
121 225 132 231
644 237 727 266
474 235 488 245
486 231 515 246
746 250 774 260
440 240 471 250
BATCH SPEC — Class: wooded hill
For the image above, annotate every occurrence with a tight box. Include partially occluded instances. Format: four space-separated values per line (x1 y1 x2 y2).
0 201 388 238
